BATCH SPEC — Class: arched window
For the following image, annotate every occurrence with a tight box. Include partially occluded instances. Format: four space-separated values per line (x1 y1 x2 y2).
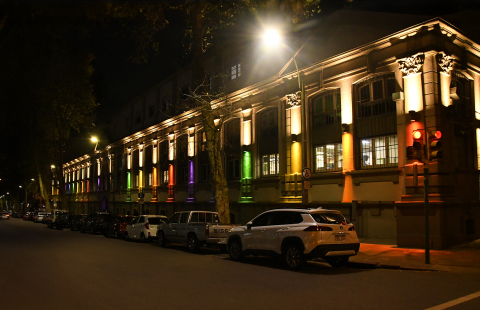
224 119 241 180
311 89 342 172
354 74 397 169
258 108 279 176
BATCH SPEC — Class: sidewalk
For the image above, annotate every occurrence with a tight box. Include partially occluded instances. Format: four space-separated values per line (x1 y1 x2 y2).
349 238 480 273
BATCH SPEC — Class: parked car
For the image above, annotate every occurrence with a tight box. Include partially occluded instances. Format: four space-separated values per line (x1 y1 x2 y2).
27 212 36 221
1 212 10 220
42 213 52 224
70 214 87 231
227 207 360 270
157 211 238 252
23 213 29 221
33 211 47 223
54 212 75 230
125 215 167 242
103 215 135 239
45 215 55 228
81 212 110 234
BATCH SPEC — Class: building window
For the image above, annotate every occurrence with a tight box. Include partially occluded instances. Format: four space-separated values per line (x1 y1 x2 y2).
201 164 210 182
162 170 169 185
357 76 396 118
163 99 170 111
315 143 343 172
227 159 240 180
148 105 155 118
313 91 342 127
148 173 153 187
231 63 241 80
360 135 398 169
262 154 279 176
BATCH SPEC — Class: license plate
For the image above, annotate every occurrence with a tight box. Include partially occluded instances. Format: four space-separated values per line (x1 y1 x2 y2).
335 235 346 242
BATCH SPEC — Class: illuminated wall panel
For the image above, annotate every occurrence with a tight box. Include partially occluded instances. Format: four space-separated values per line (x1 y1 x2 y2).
290 106 301 135
188 135 195 157
153 167 157 186
139 150 143 167
440 72 452 107
404 73 423 112
169 140 175 160
127 172 131 189
291 142 302 174
243 120 251 146
127 154 131 170
153 146 158 164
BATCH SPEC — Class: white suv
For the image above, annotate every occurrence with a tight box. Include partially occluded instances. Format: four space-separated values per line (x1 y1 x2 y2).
124 215 167 242
227 208 360 269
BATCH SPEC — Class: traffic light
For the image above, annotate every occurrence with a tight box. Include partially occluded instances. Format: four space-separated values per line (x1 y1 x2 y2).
428 130 442 160
412 130 424 161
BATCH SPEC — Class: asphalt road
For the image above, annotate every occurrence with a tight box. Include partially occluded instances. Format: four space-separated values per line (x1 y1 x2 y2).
1 218 480 310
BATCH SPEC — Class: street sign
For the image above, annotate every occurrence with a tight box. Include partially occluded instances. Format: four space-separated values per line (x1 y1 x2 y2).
304 180 311 190
302 168 312 180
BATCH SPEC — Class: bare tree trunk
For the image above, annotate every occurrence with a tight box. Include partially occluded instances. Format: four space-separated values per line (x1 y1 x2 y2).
192 2 231 224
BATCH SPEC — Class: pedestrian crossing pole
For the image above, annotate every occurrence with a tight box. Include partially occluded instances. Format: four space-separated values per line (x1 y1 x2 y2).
424 164 430 264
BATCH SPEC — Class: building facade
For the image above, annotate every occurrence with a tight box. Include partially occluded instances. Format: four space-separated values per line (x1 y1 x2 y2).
54 16 480 249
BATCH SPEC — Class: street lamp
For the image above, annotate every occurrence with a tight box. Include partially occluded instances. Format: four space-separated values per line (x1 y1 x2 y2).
91 137 99 152
262 27 309 205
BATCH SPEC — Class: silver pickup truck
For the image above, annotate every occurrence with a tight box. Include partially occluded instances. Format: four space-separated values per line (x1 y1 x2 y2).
156 211 238 252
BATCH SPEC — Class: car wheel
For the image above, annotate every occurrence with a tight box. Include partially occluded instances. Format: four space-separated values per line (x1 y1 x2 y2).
124 232 130 242
158 231 166 247
283 244 306 270
114 231 119 239
140 233 146 243
187 234 199 252
327 256 349 268
228 239 244 261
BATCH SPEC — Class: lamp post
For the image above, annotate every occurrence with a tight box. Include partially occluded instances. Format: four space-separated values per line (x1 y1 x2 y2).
262 28 309 205
91 137 99 152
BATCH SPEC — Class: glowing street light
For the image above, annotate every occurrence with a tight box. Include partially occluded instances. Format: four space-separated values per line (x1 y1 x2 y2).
91 136 99 152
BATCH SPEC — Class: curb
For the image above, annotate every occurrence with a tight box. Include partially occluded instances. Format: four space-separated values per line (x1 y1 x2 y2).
348 261 437 272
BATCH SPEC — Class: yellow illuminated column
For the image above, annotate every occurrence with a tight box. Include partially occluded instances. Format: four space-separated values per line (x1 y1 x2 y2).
437 53 455 107
290 106 302 174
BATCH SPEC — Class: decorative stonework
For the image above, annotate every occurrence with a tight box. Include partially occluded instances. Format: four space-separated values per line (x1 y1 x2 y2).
436 53 454 75
397 54 425 75
286 91 301 108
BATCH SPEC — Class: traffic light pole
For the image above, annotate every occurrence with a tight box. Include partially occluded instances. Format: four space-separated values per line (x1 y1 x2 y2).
424 164 430 264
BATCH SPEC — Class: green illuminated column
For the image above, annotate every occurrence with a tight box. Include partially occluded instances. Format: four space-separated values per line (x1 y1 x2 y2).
240 151 254 202
126 172 131 202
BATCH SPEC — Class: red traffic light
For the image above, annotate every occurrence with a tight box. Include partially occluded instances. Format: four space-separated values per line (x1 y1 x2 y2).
434 131 442 139
413 130 422 139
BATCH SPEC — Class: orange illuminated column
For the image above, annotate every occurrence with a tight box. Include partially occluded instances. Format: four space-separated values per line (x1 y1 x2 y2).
341 80 354 203
167 164 175 202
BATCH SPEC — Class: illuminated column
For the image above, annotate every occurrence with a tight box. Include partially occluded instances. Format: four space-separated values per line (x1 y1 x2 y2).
290 105 302 175
341 79 354 203
167 164 175 202
187 160 195 201
240 105 254 202
187 127 195 202
398 53 425 113
126 148 132 202
151 140 158 202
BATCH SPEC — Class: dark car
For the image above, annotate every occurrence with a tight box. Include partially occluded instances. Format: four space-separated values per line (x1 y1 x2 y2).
81 212 110 234
54 212 75 230
27 212 35 221
45 214 55 228
103 215 135 239
70 214 87 231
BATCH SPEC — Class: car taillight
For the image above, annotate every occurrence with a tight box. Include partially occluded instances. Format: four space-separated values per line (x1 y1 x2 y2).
145 223 149 229
304 226 333 231
348 226 355 231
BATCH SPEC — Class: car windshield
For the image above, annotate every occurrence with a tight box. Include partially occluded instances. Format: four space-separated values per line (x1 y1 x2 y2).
311 212 347 225
119 217 133 223
148 217 164 225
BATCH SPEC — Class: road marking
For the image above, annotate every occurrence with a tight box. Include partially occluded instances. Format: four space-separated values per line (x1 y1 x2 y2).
425 290 480 310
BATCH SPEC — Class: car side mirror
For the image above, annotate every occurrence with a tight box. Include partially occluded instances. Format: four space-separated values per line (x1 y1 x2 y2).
246 222 252 230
